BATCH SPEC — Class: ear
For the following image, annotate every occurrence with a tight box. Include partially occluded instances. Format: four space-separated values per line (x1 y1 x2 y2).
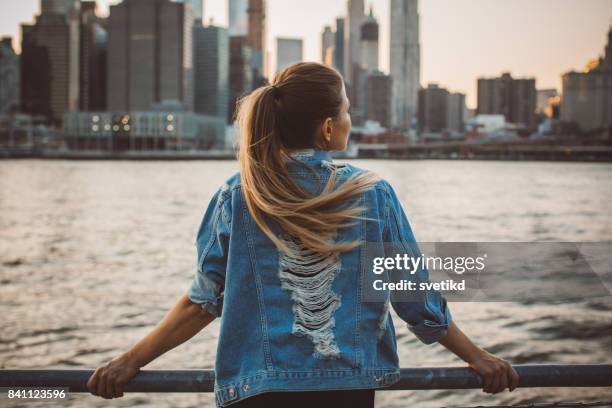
321 117 333 143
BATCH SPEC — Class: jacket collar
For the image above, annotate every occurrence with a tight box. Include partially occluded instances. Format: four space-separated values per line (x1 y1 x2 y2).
288 148 333 162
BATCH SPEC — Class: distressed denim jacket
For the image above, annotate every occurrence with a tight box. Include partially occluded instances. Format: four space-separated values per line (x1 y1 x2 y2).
187 149 453 407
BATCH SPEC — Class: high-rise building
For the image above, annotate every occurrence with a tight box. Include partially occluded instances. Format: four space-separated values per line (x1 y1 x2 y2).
229 0 248 37
418 83 449 133
107 0 194 112
390 0 420 131
276 37 303 73
321 26 334 65
0 37 20 114
365 71 392 128
560 26 612 132
228 36 252 123
355 6 379 123
194 24 229 121
247 0 267 86
334 17 345 76
41 0 79 15
176 0 204 21
477 72 536 130
228 0 267 86
20 0 80 124
360 7 378 72
79 1 107 111
344 0 365 84
447 92 466 133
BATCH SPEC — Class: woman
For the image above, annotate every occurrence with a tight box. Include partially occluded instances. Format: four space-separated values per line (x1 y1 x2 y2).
86 62 518 407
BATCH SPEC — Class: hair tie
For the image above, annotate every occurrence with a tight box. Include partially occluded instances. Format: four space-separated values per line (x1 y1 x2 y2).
270 84 280 99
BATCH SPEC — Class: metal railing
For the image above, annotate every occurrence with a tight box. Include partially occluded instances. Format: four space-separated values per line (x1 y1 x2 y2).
1 364 611 393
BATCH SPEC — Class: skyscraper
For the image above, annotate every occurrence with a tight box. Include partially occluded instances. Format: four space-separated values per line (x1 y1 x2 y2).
0 37 20 114
228 36 252 122
79 1 107 111
390 0 420 131
176 0 204 21
350 7 379 125
20 0 80 124
344 0 365 84
229 0 248 37
276 38 303 73
334 17 345 76
360 7 378 72
365 72 392 128
247 0 267 86
321 26 334 65
107 0 194 112
193 24 229 120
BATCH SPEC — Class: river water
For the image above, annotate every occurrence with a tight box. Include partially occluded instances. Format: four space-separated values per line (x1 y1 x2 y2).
1 159 611 407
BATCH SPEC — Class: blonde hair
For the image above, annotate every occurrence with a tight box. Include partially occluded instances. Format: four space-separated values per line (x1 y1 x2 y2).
235 62 378 255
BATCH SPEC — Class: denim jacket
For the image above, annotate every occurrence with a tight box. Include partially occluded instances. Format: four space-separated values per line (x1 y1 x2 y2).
187 149 453 407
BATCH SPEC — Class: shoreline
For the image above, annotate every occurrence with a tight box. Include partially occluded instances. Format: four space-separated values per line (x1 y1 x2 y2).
2 145 612 162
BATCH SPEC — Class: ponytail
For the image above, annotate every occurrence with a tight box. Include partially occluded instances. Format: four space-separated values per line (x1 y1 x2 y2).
235 62 378 256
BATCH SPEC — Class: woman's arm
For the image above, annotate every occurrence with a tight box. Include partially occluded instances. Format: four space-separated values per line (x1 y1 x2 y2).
86 294 215 399
438 320 519 394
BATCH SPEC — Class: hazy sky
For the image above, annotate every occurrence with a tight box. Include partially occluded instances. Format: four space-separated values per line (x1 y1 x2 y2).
2 0 610 108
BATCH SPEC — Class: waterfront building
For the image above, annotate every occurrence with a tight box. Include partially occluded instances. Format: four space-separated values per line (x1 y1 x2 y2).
78 1 107 111
390 0 420 131
477 72 537 131
365 72 392 129
63 104 226 151
560 26 612 133
107 0 194 112
193 24 229 121
0 37 20 114
20 0 80 124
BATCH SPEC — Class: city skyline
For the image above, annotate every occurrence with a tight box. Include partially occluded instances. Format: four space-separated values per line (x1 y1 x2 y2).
1 0 611 108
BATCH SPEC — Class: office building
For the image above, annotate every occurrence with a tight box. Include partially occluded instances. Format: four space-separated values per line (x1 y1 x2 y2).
247 0 267 85
418 84 466 134
321 26 334 65
63 107 226 151
229 0 248 37
79 1 107 111
447 92 466 133
176 0 204 21
20 0 80 124
229 36 252 122
360 7 378 72
194 24 229 120
334 17 345 76
107 0 194 112
365 72 392 128
560 26 612 132
418 83 449 133
276 37 303 73
390 0 420 130
477 72 536 130
0 38 20 114
344 0 365 84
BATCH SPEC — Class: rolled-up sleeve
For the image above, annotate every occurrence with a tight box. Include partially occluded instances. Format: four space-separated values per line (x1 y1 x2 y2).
382 182 453 345
187 187 231 318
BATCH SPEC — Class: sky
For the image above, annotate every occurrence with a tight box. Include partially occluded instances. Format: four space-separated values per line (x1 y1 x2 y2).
1 0 611 108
